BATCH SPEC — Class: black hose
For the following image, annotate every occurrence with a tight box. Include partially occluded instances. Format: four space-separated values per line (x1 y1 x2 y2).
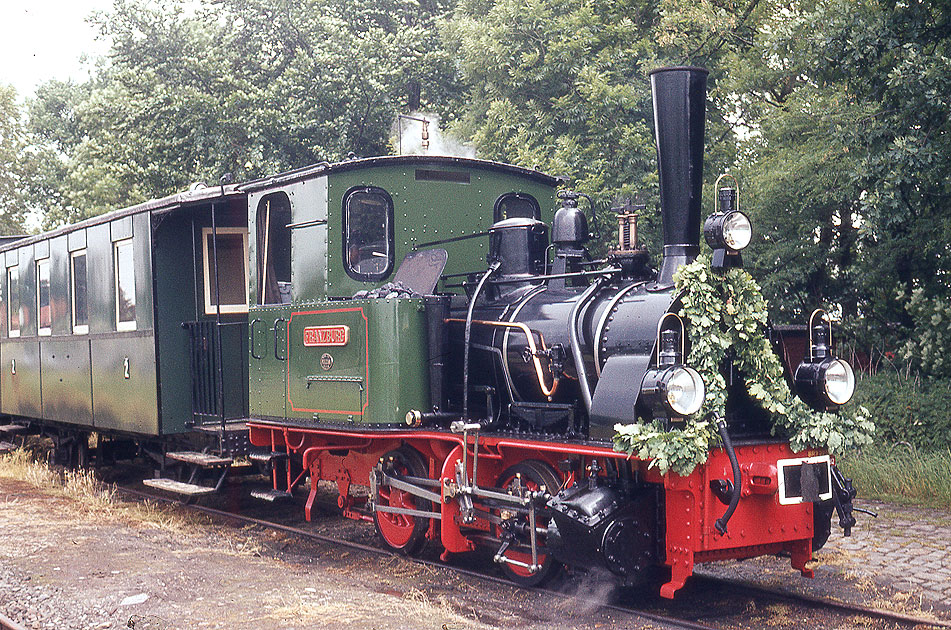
714 414 741 535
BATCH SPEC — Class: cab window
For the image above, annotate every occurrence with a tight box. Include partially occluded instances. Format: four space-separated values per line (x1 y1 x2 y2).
343 187 394 282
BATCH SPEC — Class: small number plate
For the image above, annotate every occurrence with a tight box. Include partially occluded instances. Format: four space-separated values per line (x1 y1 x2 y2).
303 325 349 347
777 455 833 505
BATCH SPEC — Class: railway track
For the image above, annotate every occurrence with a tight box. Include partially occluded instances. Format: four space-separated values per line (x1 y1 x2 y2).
117 483 951 630
693 575 951 629
0 612 28 630
118 484 717 630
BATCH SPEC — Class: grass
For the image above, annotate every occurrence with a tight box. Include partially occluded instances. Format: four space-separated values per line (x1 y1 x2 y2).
0 445 216 536
0 446 115 508
837 444 951 511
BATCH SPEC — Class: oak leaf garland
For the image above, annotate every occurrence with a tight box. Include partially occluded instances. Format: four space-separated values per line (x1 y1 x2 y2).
614 258 874 476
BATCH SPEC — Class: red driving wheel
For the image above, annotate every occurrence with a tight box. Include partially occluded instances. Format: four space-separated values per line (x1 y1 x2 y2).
374 447 430 555
494 460 563 586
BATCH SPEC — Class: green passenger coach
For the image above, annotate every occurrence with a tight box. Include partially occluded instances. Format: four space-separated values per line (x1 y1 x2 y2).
0 185 251 464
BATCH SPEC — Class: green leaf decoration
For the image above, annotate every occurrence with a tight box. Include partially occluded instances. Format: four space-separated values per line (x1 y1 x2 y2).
613 257 874 476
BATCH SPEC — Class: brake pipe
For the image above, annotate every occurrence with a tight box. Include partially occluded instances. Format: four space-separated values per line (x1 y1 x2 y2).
714 414 741 535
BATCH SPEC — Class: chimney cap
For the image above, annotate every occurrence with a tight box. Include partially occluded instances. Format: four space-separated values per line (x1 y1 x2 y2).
648 65 709 77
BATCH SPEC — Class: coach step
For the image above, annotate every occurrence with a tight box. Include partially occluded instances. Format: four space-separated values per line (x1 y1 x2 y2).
165 451 233 467
249 451 290 465
143 478 218 497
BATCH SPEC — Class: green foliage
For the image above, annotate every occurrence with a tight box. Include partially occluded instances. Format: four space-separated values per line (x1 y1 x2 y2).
613 258 875 476
851 370 951 452
728 0 951 352
901 289 951 378
838 444 951 510
0 85 30 234
613 420 715 478
28 0 460 227
443 0 749 254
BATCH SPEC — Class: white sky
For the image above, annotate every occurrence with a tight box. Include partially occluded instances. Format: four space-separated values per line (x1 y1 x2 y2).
1 0 114 99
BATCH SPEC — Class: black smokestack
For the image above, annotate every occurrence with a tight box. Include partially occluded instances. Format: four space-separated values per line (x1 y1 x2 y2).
649 66 708 288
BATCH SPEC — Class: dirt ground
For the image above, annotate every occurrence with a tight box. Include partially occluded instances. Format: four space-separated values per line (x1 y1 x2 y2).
2 469 949 630
0 477 650 630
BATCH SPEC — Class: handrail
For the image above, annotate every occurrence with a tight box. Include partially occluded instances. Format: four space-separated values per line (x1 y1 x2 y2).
447 318 559 398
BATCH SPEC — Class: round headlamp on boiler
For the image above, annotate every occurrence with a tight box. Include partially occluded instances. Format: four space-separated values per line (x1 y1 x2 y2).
639 314 706 426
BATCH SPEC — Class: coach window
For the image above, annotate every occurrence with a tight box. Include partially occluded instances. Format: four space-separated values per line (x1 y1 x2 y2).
203 227 249 315
71 250 88 334
114 238 136 331
36 258 51 336
6 265 18 338
256 192 291 305
343 186 394 282
493 192 540 223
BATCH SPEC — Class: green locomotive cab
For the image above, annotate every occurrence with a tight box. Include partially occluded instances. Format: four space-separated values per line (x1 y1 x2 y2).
242 156 559 428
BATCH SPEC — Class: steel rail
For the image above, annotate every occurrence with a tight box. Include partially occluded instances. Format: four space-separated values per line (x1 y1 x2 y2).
118 485 951 630
694 574 951 629
0 612 28 630
116 486 718 630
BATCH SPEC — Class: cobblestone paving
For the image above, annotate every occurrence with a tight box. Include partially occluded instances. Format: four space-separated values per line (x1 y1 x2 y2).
826 499 951 609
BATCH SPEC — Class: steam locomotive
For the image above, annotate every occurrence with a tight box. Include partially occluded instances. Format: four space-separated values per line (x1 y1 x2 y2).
0 66 859 598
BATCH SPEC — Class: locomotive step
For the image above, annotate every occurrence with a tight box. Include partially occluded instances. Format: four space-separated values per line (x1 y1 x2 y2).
0 440 16 453
165 451 233 467
250 489 293 502
143 478 218 496
249 451 290 464
0 424 28 435
193 420 250 434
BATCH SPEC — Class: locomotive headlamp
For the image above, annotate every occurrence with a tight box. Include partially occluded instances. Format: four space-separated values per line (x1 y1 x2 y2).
704 210 752 251
794 310 856 409
705 175 750 271
794 357 855 408
640 316 706 421
641 365 706 418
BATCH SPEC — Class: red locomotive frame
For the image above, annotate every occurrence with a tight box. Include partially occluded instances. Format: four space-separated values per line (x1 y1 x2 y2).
248 421 818 598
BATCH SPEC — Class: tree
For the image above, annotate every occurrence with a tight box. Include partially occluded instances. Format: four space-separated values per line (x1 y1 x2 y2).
28 0 460 227
0 85 29 234
728 0 951 351
443 0 759 253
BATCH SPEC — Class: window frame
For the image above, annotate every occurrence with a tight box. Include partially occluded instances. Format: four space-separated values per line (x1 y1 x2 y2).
493 192 541 223
71 249 88 335
36 257 51 336
255 192 292 306
201 227 250 315
6 265 18 338
114 238 136 332
342 186 395 282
